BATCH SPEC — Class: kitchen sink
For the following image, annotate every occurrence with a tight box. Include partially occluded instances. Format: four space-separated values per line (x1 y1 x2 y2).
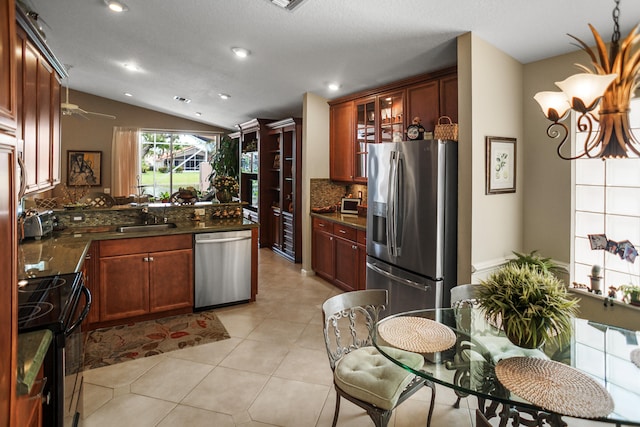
115 223 177 233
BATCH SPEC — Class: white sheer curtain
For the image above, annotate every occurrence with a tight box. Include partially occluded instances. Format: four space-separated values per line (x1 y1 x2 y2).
111 127 140 196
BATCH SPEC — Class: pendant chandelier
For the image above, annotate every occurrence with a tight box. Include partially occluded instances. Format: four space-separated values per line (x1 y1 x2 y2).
534 0 640 160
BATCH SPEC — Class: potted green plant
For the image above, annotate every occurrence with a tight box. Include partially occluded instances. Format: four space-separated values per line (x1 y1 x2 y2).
618 284 640 306
509 250 559 276
209 135 239 185
477 263 579 349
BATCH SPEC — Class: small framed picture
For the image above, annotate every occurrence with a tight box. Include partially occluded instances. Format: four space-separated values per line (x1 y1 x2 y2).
68 150 102 186
485 136 516 194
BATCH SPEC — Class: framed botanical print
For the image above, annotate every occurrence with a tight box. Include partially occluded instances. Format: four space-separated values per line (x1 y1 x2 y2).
68 150 102 186
486 137 516 194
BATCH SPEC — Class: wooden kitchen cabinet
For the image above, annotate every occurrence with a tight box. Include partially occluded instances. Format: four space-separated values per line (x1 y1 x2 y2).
312 217 366 292
82 241 100 326
329 67 457 183
0 0 16 132
15 364 43 427
312 218 335 282
330 100 354 182
97 235 193 325
15 11 65 194
266 118 302 262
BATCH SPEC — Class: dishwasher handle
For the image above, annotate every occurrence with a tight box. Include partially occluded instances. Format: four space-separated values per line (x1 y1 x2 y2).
196 236 251 244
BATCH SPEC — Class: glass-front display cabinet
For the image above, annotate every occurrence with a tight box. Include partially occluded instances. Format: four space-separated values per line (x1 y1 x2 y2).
378 91 404 143
355 98 375 183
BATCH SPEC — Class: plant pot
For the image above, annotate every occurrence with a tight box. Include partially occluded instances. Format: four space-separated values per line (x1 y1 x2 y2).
505 326 544 350
216 190 232 203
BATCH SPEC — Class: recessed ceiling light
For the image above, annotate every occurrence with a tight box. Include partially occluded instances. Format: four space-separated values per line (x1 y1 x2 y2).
218 93 231 100
173 96 191 104
123 63 140 72
195 112 202 117
269 0 307 11
124 92 133 97
104 1 128 12
231 47 250 58
328 83 341 91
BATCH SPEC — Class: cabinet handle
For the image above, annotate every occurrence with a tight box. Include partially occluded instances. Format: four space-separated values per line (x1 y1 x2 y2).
143 257 154 262
329 237 333 241
352 245 357 250
85 254 92 260
339 229 346 234
319 223 325 227
148 257 154 262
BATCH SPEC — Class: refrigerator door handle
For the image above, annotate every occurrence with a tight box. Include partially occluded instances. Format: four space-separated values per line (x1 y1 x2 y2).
366 261 430 292
386 151 400 257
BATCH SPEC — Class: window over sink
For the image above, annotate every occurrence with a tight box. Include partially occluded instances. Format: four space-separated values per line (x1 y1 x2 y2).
139 131 221 200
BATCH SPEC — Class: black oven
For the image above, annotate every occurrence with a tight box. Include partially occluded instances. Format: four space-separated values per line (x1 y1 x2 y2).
17 273 91 427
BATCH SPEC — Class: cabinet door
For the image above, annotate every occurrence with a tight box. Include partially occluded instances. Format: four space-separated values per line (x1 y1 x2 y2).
0 0 16 131
406 80 440 133
0 138 16 426
21 39 38 193
334 236 358 292
149 249 193 313
439 74 458 124
15 365 43 427
36 59 52 189
50 75 61 185
82 242 100 326
312 228 335 281
271 207 282 250
354 98 375 183
378 90 404 143
358 243 367 290
330 101 354 182
99 254 149 321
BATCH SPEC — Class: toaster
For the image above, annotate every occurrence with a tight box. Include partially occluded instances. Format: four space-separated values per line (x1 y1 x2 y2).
23 210 54 239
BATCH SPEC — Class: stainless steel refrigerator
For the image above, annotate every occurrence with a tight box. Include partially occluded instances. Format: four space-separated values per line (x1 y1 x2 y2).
366 139 457 316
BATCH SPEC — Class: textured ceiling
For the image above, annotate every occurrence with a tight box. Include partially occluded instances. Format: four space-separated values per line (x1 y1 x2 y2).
22 0 640 130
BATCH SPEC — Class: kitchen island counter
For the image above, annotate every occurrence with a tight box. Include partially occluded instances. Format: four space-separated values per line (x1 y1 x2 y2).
18 218 258 280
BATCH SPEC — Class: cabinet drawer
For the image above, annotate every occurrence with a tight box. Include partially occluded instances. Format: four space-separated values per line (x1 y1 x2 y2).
334 223 357 241
100 234 192 257
357 230 367 245
313 217 334 233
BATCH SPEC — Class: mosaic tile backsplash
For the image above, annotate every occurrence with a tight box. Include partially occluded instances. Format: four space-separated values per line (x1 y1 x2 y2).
309 179 367 208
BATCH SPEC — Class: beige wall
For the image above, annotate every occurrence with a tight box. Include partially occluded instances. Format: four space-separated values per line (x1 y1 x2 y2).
458 33 525 283
522 51 584 264
301 92 330 273
57 90 228 195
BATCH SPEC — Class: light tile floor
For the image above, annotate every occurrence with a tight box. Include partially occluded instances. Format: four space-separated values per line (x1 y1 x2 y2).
80 248 603 427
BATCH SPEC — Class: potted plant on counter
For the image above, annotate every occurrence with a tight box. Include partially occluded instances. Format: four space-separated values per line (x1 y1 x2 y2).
212 175 239 204
618 284 640 306
477 263 578 349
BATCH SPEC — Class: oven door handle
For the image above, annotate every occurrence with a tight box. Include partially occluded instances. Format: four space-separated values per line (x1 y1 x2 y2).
65 286 92 337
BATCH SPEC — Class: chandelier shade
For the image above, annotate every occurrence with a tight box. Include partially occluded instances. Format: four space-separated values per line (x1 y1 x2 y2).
533 0 640 160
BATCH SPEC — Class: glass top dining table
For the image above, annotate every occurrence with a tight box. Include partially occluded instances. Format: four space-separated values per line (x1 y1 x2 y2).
373 307 640 427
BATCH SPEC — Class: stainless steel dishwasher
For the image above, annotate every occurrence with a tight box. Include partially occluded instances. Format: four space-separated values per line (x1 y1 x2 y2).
194 229 252 309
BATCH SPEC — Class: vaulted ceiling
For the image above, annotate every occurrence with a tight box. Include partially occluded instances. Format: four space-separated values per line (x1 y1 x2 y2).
22 0 640 130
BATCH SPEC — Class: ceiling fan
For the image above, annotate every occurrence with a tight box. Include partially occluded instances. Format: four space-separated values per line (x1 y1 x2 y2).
61 85 116 120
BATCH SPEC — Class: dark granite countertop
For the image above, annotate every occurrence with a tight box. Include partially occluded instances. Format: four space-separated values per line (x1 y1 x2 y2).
18 218 258 279
310 211 367 231
17 330 52 396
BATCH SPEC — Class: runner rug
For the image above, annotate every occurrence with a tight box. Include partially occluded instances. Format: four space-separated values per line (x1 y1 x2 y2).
83 309 230 369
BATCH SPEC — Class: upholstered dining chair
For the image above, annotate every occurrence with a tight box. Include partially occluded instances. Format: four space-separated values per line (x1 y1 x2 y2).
322 290 436 427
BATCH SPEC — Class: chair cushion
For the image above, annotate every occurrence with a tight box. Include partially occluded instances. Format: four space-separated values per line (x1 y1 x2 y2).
334 346 424 410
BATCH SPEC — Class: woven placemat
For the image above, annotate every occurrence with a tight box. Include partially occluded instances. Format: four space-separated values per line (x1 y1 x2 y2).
495 357 614 418
377 316 456 353
631 348 640 368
